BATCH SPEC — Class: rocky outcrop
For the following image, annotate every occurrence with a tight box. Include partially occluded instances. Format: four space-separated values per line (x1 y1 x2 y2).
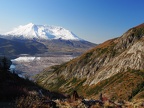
35 23 144 97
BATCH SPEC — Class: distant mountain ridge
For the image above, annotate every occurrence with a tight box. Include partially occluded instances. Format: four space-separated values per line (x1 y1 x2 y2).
0 37 48 57
0 23 96 57
3 23 82 40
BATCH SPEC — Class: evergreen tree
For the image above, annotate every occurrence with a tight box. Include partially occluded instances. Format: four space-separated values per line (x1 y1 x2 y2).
2 57 9 71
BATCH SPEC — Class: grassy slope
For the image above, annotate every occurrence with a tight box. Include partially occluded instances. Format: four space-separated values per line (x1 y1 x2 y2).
36 69 144 101
85 69 144 101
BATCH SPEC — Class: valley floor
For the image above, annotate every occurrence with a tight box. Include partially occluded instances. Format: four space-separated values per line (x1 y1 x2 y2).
11 55 74 79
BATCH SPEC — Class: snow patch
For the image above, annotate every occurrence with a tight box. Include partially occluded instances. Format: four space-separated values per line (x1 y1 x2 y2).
12 56 41 62
4 23 82 40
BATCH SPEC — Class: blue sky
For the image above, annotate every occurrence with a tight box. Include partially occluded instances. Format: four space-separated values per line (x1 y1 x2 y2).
0 0 144 43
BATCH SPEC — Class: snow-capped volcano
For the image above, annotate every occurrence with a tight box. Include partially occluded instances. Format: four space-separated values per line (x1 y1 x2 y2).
4 23 82 40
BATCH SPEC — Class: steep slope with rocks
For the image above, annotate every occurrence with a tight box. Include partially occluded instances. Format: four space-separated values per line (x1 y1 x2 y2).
35 23 144 100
